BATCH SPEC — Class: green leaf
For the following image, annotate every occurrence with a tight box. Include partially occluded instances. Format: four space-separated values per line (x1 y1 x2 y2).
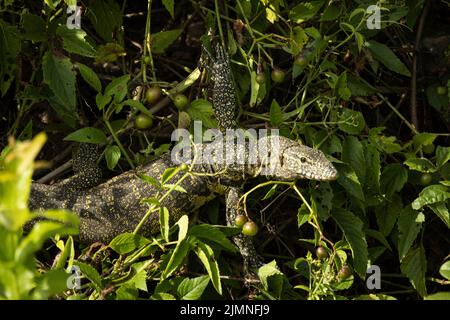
105 145 121 170
320 2 341 21
186 99 218 128
269 99 283 126
400 246 427 297
159 207 170 242
412 184 450 210
380 164 408 197
257 260 287 299
16 220 78 263
376 194 401 236
336 164 365 202
56 26 96 57
32 269 69 299
96 92 112 110
342 136 365 185
95 43 127 63
161 0 174 18
194 241 222 295
177 275 210 300
105 74 130 104
162 239 190 279
76 63 102 93
175 215 189 243
297 204 310 227
331 209 368 278
121 99 153 117
249 70 261 107
365 40 411 77
74 261 103 292
42 51 76 114
116 284 138 300
64 127 107 144
436 146 450 168
109 232 151 254
428 202 450 229
289 1 325 23
22 13 46 42
424 292 450 300
338 108 366 135
189 224 237 253
397 206 423 261
404 157 437 173
87 0 122 42
161 167 181 184
412 132 437 150
151 29 183 54
439 260 450 280
364 141 380 192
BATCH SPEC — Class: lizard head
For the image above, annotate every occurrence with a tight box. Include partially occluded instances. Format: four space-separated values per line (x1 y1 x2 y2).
259 136 338 182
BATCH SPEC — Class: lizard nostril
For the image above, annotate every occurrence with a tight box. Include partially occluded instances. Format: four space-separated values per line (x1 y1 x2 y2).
300 157 307 163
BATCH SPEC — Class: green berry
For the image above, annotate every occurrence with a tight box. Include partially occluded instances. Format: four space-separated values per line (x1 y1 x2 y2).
173 93 189 110
422 143 435 155
437 86 447 95
135 113 153 130
316 246 328 259
242 221 258 237
179 163 189 171
271 68 286 83
294 55 308 67
145 86 162 104
178 111 191 129
338 265 352 280
235 215 248 228
143 56 151 64
420 173 432 186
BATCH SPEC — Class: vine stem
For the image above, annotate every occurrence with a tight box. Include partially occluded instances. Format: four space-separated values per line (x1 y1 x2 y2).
142 0 156 82
104 119 135 170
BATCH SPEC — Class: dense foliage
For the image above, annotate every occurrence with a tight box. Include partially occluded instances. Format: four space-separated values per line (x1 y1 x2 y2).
0 0 449 300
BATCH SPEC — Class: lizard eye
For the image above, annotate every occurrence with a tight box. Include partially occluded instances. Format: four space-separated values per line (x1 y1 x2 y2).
300 157 307 163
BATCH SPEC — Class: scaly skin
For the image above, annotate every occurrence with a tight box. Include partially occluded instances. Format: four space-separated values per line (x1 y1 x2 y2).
30 136 338 244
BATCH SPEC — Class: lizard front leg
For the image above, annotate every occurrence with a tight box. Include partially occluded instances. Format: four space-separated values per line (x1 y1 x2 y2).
226 186 264 273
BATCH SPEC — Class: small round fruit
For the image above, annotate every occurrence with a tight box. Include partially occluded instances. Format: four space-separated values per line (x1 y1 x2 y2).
179 163 189 171
437 86 447 95
145 86 162 104
271 68 286 83
294 54 308 67
235 215 248 228
422 143 435 155
256 72 265 84
178 111 191 129
316 246 328 259
338 265 352 280
143 56 151 64
242 221 259 237
135 113 153 130
420 173 432 186
173 93 189 110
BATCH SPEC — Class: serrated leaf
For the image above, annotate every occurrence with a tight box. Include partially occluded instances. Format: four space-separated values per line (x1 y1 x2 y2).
87 0 122 42
194 241 222 295
364 141 380 192
412 184 450 210
105 74 130 104
412 132 437 149
74 261 103 292
257 260 286 299
56 26 96 57
404 157 437 173
376 194 401 236
336 164 365 202
365 40 411 77
76 63 101 92
151 29 183 54
95 43 126 63
397 206 422 261
42 51 76 114
289 1 325 23
331 209 368 278
32 269 70 299
380 164 408 197
22 13 46 42
342 136 365 185
177 275 210 300
400 246 427 297
109 232 151 255
297 204 310 227
338 108 366 135
186 99 218 128
64 127 107 144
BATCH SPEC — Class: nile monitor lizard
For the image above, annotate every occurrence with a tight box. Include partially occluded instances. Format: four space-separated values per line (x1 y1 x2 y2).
29 44 338 270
